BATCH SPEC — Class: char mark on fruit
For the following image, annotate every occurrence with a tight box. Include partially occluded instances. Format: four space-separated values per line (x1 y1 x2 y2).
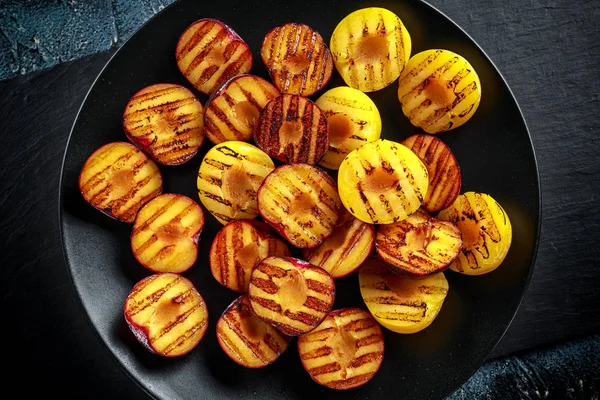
249 295 282 313
162 319 207 355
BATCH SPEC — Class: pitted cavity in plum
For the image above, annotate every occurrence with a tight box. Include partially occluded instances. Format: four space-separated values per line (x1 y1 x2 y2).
278 269 308 312
356 35 390 63
328 114 354 145
222 164 254 215
233 101 260 126
364 168 399 193
111 169 136 197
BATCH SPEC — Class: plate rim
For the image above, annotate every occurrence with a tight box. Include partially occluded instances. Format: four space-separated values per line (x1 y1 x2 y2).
58 0 542 398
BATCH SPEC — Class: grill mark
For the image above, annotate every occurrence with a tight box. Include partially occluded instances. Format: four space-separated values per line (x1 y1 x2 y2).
162 319 207 355
308 362 341 376
81 151 136 192
212 47 252 89
419 285 449 295
304 296 333 313
300 345 332 360
153 139 192 155
348 351 382 369
206 105 245 144
356 182 377 221
200 174 222 187
364 296 427 310
132 196 180 235
145 244 176 266
264 332 287 355
356 333 383 348
272 321 304 336
257 262 289 278
176 21 216 60
327 372 376 389
250 276 279 295
128 276 182 316
184 27 229 75
197 64 220 86
203 158 232 170
134 233 159 256
212 211 233 222
130 85 181 103
125 97 196 118
222 311 270 364
340 317 377 332
334 223 369 271
451 81 478 108
127 275 158 297
203 114 230 143
152 300 202 341
198 190 233 207
217 226 230 288
399 50 443 85
306 279 334 295
233 222 246 291
249 295 282 312
407 98 433 121
302 326 337 342
284 310 321 326
217 326 248 363
167 203 196 225
374 310 426 323
458 103 475 118
239 87 263 110
422 107 451 129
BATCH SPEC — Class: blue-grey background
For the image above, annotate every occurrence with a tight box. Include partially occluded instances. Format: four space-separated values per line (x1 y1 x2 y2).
1 0 599 399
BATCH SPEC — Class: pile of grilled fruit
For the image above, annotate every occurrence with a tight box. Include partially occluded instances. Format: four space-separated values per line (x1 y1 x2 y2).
79 7 512 390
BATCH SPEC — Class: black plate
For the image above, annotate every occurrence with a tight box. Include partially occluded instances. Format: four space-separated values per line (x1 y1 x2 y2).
59 0 540 399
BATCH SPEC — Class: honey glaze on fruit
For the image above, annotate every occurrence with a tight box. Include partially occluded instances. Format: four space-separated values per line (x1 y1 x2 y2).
298 308 384 389
216 295 289 368
438 192 512 275
124 273 209 357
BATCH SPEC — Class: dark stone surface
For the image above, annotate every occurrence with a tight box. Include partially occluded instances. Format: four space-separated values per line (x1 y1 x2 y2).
1 0 599 398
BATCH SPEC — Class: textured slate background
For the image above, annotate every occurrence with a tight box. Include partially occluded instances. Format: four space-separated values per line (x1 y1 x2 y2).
1 0 599 399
